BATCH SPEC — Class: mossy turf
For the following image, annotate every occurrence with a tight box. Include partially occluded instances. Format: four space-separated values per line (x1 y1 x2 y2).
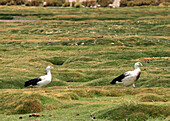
0 6 169 120
0 87 169 121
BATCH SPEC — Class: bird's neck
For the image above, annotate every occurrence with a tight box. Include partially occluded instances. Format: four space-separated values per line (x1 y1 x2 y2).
46 70 51 76
134 66 141 72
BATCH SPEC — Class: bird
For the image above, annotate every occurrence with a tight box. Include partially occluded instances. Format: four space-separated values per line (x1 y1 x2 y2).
110 62 143 88
24 66 53 88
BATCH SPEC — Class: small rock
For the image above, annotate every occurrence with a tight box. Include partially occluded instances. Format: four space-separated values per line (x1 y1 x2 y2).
32 114 36 117
29 114 40 117
35 114 40 117
76 113 80 116
67 80 73 82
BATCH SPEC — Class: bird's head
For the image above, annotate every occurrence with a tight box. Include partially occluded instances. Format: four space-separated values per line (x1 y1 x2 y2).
46 66 54 70
135 62 143 69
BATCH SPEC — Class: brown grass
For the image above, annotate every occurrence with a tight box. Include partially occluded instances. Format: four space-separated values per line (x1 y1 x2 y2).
135 57 170 62
0 86 169 115
10 67 29 72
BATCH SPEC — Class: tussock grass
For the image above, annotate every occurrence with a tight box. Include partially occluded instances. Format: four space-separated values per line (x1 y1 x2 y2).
0 92 60 114
0 6 169 120
96 101 170 120
138 94 168 102
0 87 169 120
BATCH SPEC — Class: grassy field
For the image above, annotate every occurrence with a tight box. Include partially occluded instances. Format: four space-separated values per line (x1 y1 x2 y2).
0 6 169 120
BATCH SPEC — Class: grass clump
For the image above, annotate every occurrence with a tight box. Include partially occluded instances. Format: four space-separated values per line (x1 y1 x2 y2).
120 0 166 7
57 92 79 100
15 99 42 114
96 102 170 120
0 16 13 20
139 94 167 102
48 80 68 87
83 77 111 86
0 93 60 114
47 56 68 65
74 2 81 8
63 56 96 65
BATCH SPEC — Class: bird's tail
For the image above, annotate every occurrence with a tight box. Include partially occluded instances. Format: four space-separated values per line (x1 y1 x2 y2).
24 81 29 87
110 79 117 84
24 80 33 87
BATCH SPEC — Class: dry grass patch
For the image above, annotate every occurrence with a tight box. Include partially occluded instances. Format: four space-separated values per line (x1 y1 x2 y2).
0 92 60 114
10 67 29 72
139 15 170 19
135 57 170 63
138 94 168 102
96 101 170 120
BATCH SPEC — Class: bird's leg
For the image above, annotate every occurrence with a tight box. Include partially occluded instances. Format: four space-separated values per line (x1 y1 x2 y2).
132 84 136 89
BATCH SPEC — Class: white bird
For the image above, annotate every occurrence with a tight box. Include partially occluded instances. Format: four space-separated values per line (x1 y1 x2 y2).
110 62 143 88
24 66 53 88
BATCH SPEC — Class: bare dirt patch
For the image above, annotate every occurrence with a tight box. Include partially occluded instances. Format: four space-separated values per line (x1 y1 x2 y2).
134 57 170 63
10 67 29 72
0 20 36 22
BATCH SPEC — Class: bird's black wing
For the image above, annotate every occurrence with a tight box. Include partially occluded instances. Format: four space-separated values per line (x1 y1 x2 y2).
110 73 126 84
24 77 41 87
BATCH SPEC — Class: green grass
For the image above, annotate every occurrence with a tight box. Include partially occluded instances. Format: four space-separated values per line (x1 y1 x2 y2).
0 87 169 120
97 102 170 121
0 6 169 120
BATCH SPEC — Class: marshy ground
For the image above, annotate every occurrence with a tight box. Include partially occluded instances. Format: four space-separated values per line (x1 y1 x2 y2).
0 6 169 120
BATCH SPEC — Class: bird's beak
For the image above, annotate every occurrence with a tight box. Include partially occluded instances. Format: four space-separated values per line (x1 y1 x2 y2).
51 67 54 69
140 64 143 67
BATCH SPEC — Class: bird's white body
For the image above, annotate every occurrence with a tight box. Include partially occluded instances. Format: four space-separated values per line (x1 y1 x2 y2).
121 68 141 87
111 62 143 88
36 72 52 87
24 66 53 88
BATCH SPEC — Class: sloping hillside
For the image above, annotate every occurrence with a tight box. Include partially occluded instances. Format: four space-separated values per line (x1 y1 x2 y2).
0 6 169 120
0 86 169 120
